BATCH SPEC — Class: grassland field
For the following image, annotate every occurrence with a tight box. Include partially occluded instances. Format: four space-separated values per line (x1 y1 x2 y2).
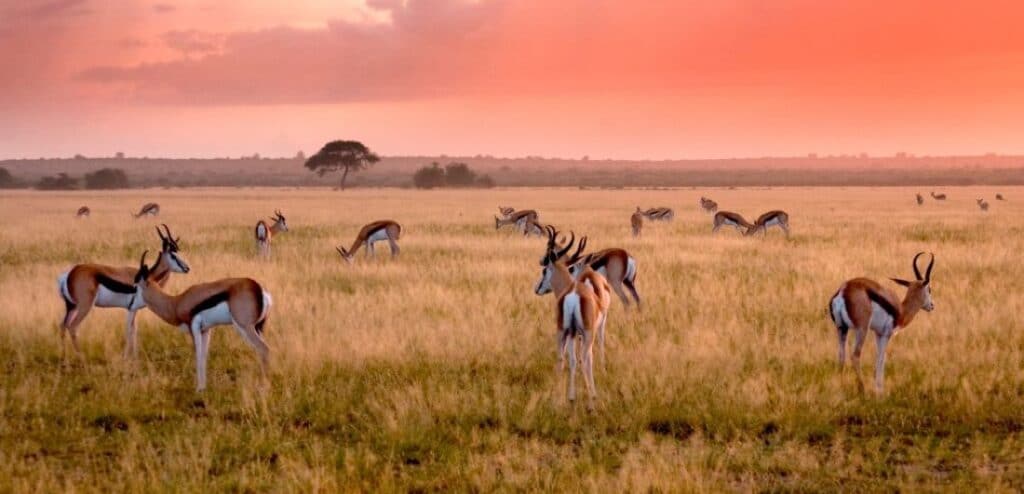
0 186 1022 492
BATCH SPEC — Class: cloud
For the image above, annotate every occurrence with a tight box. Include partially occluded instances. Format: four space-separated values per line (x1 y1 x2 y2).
161 29 224 57
20 0 91 20
153 3 175 13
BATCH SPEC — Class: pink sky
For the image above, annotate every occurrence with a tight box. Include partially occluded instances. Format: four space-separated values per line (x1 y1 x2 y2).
2 0 1024 159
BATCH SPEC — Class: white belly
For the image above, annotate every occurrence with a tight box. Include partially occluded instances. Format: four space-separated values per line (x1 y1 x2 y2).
192 302 234 331
367 228 389 244
765 218 781 227
93 285 135 308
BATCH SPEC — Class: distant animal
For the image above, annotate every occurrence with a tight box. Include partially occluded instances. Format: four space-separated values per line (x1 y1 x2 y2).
829 252 935 393
336 220 402 263
977 199 989 211
534 230 609 409
631 208 644 237
494 209 539 233
712 211 753 234
745 210 790 238
930 192 946 201
996 193 1005 201
641 207 674 221
522 217 548 237
76 206 91 218
915 193 924 206
132 202 160 218
128 251 271 392
57 224 190 358
255 210 288 258
700 197 719 213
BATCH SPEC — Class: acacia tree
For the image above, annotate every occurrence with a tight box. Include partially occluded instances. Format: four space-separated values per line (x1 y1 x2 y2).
304 140 380 190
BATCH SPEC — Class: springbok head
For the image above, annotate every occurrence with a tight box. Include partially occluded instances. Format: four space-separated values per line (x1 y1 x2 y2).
156 224 190 273
534 228 576 295
273 210 289 231
890 252 935 312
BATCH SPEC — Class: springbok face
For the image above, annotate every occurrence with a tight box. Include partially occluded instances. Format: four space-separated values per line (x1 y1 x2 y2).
274 210 288 232
535 227 575 294
156 224 190 273
890 252 936 312
534 265 554 295
336 246 354 264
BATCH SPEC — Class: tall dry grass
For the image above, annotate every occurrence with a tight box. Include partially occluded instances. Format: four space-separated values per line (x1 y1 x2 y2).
0 186 1022 491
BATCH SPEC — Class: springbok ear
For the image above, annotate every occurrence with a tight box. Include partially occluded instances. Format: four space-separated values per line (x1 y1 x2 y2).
890 278 912 287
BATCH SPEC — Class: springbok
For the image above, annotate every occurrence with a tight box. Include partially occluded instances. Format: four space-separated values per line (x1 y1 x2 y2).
128 251 271 392
996 193 1005 201
745 210 790 238
132 202 160 218
930 192 947 201
631 208 644 237
916 193 924 206
712 211 753 234
76 206 91 218
700 197 719 214
977 199 989 211
829 252 935 393
494 209 539 232
255 210 288 257
559 234 641 309
534 231 609 408
57 224 190 357
336 220 402 263
642 207 674 221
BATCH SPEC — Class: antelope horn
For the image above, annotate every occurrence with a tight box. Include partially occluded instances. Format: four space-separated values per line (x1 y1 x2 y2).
912 252 925 280
556 231 575 259
924 253 935 284
155 226 166 241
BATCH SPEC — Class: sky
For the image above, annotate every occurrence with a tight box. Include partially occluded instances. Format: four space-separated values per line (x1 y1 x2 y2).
2 0 1024 160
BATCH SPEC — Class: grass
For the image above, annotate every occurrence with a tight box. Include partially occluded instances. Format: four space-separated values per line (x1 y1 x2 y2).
0 186 1022 491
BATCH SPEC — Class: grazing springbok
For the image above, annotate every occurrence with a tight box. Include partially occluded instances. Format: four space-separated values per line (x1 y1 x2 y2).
700 197 719 214
631 208 644 237
930 192 947 201
977 199 990 211
745 210 790 238
494 209 539 232
57 224 190 357
336 220 402 263
255 210 288 258
712 211 753 234
128 252 271 392
996 193 1005 201
535 231 609 408
641 207 674 221
916 193 924 206
132 202 160 218
829 253 935 393
76 206 91 218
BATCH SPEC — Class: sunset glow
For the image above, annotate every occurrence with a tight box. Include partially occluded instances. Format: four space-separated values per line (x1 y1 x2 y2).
3 0 1024 159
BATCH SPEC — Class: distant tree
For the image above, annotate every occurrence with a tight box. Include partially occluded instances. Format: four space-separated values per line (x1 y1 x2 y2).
0 167 16 188
412 162 447 189
115 151 125 159
305 140 380 190
295 150 306 160
476 174 495 188
444 162 478 187
84 168 129 189
74 154 87 160
36 173 78 190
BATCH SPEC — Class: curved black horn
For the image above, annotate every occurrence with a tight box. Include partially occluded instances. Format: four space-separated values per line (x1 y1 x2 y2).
556 231 575 259
139 250 149 268
162 224 173 240
912 252 925 280
155 226 166 241
571 236 588 262
924 252 935 284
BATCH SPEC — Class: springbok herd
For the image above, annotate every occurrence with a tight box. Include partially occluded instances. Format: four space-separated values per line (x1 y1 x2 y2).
58 191 1003 407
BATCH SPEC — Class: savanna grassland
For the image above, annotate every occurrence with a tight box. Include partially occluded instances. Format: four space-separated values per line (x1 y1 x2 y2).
1 187 1023 492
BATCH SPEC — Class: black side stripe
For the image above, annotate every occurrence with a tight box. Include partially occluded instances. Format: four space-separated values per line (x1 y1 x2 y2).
866 289 900 320
96 274 137 294
189 291 230 320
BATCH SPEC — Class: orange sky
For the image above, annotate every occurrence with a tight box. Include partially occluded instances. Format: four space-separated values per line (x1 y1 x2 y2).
2 0 1024 159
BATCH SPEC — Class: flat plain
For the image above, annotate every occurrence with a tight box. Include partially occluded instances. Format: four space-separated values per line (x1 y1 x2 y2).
0 186 1022 491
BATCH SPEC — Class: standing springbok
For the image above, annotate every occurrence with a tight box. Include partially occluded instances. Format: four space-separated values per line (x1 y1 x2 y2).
57 224 190 357
76 206 91 218
336 220 402 263
494 209 539 232
128 251 271 392
534 231 609 408
700 197 719 214
930 192 947 201
132 202 160 218
255 210 288 258
996 193 1005 201
977 199 990 211
829 253 935 393
642 207 674 221
745 210 790 238
916 193 924 206
712 211 753 234
631 208 644 237
558 234 641 309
